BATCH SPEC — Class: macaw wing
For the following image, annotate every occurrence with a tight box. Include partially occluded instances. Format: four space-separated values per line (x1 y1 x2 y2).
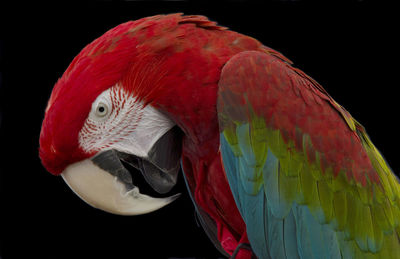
217 50 400 259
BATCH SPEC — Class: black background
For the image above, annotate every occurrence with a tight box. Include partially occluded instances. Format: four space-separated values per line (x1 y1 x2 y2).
0 2 398 259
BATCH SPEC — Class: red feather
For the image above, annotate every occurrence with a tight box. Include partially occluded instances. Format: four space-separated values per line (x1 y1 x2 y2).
218 51 379 188
39 14 301 258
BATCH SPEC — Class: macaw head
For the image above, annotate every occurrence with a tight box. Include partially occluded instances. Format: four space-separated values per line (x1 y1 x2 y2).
39 13 260 216
39 15 190 215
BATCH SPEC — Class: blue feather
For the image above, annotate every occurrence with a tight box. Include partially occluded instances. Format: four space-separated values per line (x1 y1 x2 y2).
263 149 292 219
221 131 347 259
221 133 270 258
293 204 341 259
264 200 286 258
283 208 301 259
220 135 242 213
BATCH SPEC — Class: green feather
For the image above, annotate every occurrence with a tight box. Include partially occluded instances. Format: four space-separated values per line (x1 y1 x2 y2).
223 127 242 156
279 167 299 206
300 162 319 208
344 193 358 241
220 112 400 257
354 204 373 252
332 190 347 231
328 169 349 192
373 203 393 235
370 208 384 253
357 183 372 205
317 180 333 223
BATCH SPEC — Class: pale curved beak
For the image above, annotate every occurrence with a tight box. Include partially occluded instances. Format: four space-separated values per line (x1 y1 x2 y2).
61 158 180 216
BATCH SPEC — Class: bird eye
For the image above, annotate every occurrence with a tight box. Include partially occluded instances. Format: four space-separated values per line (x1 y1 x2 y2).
95 103 109 117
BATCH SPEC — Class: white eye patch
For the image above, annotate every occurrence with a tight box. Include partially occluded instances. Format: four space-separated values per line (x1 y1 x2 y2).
79 85 175 158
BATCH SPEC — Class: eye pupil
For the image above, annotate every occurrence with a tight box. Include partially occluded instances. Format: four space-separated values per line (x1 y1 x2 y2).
95 103 108 118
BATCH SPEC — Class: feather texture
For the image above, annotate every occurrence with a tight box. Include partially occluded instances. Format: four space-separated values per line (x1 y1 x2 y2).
217 50 400 258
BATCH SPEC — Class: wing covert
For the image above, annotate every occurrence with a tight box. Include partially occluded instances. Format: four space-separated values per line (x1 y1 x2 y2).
217 50 400 258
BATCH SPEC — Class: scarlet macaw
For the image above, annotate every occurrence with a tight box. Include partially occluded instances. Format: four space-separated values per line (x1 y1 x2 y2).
39 14 400 258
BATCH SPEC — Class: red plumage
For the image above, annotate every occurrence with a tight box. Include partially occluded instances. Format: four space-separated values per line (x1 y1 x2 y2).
40 14 380 258
40 14 270 256
218 51 379 187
